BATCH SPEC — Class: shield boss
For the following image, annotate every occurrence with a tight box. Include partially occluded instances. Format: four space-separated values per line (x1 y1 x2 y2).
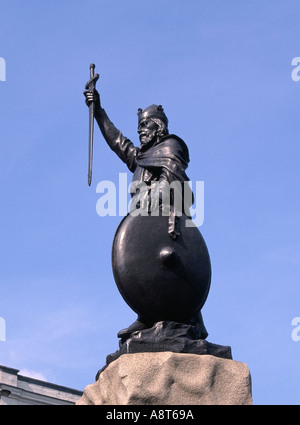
112 214 211 323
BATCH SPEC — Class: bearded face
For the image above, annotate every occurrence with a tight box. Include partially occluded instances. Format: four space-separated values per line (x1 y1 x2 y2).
137 119 158 149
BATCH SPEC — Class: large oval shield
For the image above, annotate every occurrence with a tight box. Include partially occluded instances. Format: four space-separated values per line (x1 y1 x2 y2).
112 213 211 323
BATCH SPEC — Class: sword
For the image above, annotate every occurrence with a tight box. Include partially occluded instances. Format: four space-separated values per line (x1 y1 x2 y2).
85 63 99 186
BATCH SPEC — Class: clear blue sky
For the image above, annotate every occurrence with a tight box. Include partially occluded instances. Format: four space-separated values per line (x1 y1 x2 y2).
0 0 300 405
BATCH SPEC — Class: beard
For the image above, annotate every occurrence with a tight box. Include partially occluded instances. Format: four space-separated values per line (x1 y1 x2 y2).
139 129 158 150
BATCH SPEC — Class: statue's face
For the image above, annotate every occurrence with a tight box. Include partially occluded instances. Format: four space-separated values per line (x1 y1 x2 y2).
138 119 158 148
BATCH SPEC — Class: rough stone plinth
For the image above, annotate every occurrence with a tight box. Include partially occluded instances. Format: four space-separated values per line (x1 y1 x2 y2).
77 352 253 405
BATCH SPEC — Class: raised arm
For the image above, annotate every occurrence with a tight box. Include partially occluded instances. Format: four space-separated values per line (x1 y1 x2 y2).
84 89 138 172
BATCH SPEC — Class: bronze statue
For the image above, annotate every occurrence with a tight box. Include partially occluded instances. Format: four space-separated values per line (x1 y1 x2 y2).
84 67 211 342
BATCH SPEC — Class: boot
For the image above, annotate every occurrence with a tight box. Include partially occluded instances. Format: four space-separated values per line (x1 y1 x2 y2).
117 315 154 340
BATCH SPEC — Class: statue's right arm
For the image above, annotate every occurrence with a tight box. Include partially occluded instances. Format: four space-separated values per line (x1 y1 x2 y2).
84 89 138 172
94 107 138 172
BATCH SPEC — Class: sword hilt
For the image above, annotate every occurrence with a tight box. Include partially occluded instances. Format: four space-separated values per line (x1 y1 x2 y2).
85 63 99 91
90 63 95 79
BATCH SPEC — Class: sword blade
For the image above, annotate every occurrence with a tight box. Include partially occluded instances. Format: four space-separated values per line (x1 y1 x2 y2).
88 101 94 186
